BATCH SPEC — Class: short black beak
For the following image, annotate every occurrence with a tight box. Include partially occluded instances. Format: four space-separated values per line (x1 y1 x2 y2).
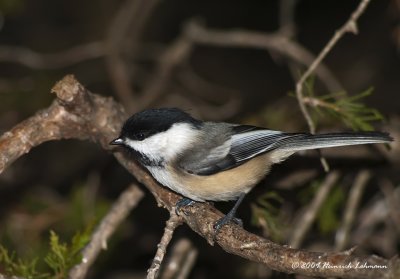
110 138 124 145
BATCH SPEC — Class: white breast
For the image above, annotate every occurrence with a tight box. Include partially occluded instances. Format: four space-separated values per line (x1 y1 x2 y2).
147 166 202 201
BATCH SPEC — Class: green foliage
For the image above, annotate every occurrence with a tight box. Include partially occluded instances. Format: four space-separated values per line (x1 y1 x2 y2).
0 179 110 278
251 191 284 242
0 227 92 279
297 76 385 131
0 246 47 279
313 89 384 131
45 226 92 279
298 179 345 235
316 186 345 234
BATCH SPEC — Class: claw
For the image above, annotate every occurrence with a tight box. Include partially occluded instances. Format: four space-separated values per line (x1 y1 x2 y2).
212 193 246 237
175 198 195 215
213 213 243 235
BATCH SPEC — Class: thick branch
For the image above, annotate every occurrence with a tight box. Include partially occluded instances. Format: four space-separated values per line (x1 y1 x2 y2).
0 75 399 279
0 75 125 172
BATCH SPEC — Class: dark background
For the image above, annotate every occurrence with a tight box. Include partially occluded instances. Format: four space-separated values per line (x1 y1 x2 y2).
0 0 399 278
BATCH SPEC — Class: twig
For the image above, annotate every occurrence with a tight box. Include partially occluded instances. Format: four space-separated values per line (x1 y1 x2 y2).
135 36 192 110
176 68 242 120
379 179 400 234
289 171 340 248
278 0 298 38
185 20 342 93
335 170 370 251
352 196 388 246
133 25 241 116
295 0 372 134
147 213 182 279
0 42 105 69
302 96 343 112
0 42 162 70
104 0 142 109
0 76 399 279
105 0 161 112
160 238 198 279
68 184 144 279
177 64 239 103
294 0 371 172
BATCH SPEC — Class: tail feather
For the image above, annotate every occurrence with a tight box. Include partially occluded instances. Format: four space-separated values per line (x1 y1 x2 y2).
277 131 393 152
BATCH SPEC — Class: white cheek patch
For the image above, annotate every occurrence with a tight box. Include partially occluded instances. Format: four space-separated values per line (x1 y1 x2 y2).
124 122 201 162
125 136 167 162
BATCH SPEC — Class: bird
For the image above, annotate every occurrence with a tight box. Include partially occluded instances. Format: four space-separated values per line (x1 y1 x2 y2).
110 108 393 232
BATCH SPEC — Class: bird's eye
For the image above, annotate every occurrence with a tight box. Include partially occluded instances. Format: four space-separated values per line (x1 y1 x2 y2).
136 132 145 141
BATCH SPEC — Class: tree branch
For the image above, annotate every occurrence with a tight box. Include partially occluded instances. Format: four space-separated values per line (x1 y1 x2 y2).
293 0 372 172
295 0 371 134
184 20 342 93
335 170 370 251
0 75 399 278
105 0 161 112
68 184 144 279
0 42 105 69
289 171 340 248
147 213 182 279
160 238 198 279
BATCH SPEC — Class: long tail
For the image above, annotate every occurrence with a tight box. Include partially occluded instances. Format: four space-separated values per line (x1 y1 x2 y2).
276 131 393 152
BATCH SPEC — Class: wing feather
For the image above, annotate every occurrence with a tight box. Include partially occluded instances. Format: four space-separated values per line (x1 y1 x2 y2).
188 125 291 175
181 124 392 176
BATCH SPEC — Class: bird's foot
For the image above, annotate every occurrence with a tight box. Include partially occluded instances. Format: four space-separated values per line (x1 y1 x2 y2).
175 198 195 215
213 213 243 236
212 193 246 238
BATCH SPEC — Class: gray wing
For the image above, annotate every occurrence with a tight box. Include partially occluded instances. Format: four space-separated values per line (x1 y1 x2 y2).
181 125 297 175
181 124 392 176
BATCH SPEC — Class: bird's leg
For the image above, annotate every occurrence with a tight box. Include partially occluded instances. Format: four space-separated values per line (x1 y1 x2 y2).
213 193 246 234
175 197 195 215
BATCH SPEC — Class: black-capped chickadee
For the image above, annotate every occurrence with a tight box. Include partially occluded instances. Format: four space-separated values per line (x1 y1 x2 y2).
110 108 393 231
